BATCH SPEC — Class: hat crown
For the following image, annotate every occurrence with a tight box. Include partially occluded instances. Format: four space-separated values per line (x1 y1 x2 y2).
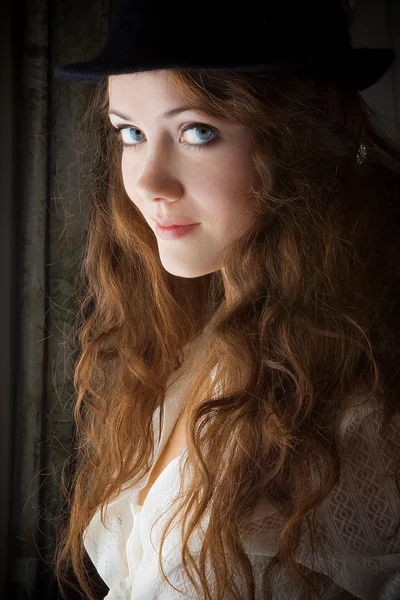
103 0 352 57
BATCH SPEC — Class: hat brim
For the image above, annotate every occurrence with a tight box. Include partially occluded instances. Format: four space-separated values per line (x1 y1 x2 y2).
54 47 396 92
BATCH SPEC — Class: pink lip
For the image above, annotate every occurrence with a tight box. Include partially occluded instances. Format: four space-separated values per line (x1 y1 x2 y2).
155 223 199 240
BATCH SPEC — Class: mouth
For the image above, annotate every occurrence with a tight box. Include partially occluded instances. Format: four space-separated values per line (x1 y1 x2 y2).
153 217 199 227
155 222 200 240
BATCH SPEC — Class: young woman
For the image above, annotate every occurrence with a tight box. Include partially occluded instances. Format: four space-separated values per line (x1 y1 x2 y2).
53 1 400 599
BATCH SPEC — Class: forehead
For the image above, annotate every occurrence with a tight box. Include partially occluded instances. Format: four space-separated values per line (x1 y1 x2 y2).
108 70 183 107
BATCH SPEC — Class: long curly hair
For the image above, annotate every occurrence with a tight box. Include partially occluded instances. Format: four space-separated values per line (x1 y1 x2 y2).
54 69 400 600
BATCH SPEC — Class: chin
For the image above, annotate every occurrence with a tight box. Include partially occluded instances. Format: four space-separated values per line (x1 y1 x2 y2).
161 262 217 279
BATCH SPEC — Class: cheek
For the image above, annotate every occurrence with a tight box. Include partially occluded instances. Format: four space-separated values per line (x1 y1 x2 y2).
215 159 256 233
121 160 147 212
121 158 135 199
216 146 255 194
212 158 254 211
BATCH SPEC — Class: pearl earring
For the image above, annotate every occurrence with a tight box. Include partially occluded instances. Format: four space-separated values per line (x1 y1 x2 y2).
356 143 367 164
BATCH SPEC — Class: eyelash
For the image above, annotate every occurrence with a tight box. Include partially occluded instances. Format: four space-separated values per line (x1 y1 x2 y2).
111 122 219 152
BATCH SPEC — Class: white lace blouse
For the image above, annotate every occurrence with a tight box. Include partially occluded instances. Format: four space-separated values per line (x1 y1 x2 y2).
83 373 400 600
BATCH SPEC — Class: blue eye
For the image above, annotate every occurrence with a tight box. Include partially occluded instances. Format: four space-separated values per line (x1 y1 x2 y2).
119 127 145 145
112 122 219 152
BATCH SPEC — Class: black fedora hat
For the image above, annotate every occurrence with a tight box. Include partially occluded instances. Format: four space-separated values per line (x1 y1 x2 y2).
54 0 396 91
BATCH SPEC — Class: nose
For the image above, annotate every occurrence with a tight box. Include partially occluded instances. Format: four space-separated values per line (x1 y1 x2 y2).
135 145 184 203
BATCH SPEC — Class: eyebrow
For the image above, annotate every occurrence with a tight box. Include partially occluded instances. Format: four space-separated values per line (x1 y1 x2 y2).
108 106 203 122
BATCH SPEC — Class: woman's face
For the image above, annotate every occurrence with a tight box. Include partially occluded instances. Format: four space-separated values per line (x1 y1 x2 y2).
108 70 257 278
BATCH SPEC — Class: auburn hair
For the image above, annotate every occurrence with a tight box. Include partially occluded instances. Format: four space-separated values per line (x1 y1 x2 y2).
54 69 400 600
